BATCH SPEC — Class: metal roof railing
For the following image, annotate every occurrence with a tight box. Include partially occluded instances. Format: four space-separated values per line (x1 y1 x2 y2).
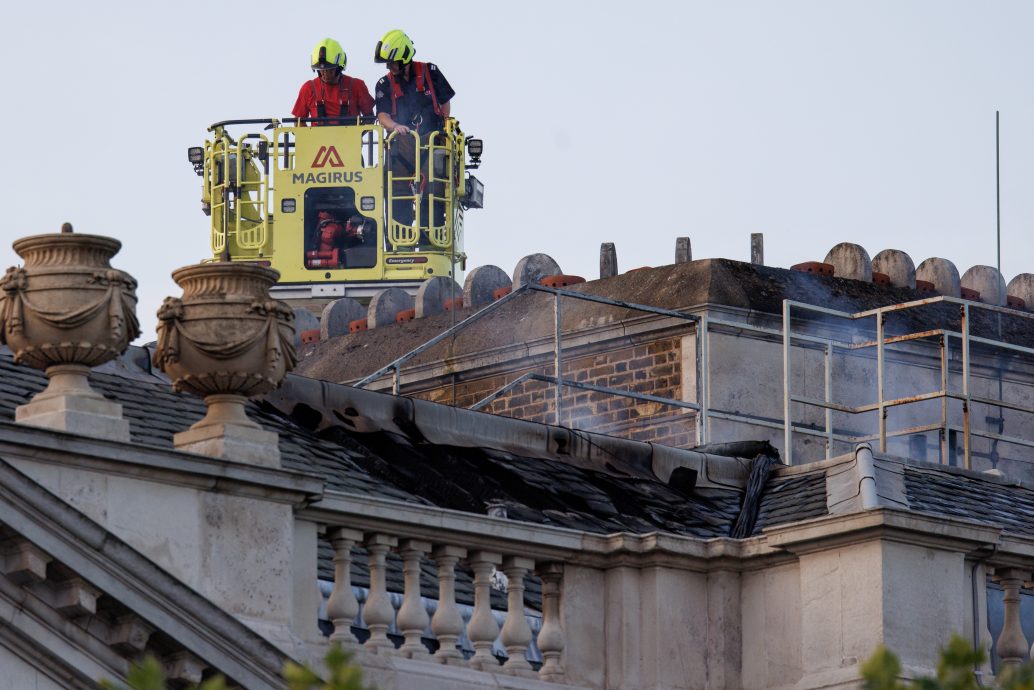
354 282 708 442
352 281 1034 468
781 296 1034 467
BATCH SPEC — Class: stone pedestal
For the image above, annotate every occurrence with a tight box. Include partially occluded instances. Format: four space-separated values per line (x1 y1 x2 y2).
16 364 130 441
154 263 295 468
174 424 280 468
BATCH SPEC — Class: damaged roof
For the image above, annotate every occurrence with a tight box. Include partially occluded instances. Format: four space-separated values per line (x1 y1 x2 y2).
8 347 1034 608
0 348 780 540
0 346 787 612
14 345 1034 550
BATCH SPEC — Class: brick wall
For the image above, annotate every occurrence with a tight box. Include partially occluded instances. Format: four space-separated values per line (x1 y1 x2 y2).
408 336 697 448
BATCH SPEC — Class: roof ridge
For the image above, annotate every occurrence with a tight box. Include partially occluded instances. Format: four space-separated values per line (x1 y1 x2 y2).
264 373 753 491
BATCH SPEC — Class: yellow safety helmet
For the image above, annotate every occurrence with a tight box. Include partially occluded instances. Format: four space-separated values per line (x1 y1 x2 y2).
311 38 347 71
374 29 414 64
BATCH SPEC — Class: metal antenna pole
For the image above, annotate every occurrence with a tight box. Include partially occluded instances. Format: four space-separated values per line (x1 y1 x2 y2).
997 110 1001 274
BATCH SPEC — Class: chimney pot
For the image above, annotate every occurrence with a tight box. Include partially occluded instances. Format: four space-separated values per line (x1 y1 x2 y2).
675 237 692 264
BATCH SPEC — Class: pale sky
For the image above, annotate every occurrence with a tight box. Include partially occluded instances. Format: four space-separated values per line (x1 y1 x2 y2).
2 1 1032 343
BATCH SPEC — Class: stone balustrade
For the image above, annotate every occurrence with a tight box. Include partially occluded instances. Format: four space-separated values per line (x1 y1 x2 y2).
303 492 593 683
307 495 1034 689
302 490 801 688
322 526 565 681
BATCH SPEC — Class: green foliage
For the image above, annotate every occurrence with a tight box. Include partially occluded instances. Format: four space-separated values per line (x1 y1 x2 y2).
99 655 228 690
860 633 1034 690
101 644 369 690
284 644 370 690
861 645 907 690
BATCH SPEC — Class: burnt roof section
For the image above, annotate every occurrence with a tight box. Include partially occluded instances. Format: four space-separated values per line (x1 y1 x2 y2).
0 346 763 615
751 473 829 536
15 345 1034 549
331 429 746 537
0 348 751 538
296 257 1023 383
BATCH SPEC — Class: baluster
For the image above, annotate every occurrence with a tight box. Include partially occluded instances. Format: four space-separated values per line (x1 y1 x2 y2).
467 550 502 671
363 534 398 654
326 527 363 646
974 561 994 680
397 539 432 659
500 555 535 676
984 616 996 678
537 562 566 682
996 568 1030 669
432 544 467 664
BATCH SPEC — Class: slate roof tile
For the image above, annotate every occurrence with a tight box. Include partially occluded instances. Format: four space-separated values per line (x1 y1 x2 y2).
0 352 425 502
752 473 828 535
904 467 1034 538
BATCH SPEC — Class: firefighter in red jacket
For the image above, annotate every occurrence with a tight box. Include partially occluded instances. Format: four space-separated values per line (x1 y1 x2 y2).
306 212 368 268
373 30 456 233
293 38 374 123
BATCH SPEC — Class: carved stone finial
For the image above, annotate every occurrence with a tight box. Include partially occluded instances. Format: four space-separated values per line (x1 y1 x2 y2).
154 262 296 466
0 233 139 441
60 222 73 233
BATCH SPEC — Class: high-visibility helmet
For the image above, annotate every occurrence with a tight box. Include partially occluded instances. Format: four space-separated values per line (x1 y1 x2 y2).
374 29 415 64
311 38 347 71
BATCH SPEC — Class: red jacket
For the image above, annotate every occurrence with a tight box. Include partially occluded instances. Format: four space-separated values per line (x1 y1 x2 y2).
292 75 375 119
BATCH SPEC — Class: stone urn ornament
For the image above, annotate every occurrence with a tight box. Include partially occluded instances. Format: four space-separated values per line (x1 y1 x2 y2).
0 228 139 440
154 262 296 466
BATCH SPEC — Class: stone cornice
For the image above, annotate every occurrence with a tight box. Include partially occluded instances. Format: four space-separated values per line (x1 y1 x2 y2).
0 573 126 688
310 490 1034 575
302 491 585 562
987 532 1034 571
0 420 323 507
577 531 793 571
302 491 796 572
0 458 292 689
762 507 1003 556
